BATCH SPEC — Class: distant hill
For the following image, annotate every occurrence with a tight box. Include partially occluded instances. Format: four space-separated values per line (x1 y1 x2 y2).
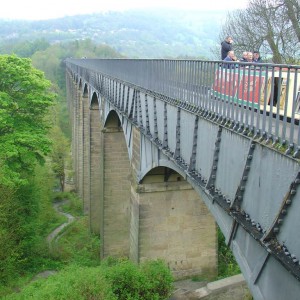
0 9 228 59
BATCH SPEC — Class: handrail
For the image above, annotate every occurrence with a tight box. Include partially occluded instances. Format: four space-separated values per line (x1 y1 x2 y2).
66 58 300 155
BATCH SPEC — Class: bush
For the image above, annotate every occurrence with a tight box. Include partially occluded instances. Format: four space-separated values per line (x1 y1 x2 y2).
6 259 173 300
141 259 173 299
102 258 173 300
53 217 101 267
6 265 117 300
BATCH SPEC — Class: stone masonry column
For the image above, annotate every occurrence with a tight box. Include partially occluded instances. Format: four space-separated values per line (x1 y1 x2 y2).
101 125 131 258
89 100 102 234
82 93 90 215
72 83 79 191
130 180 217 280
77 90 84 198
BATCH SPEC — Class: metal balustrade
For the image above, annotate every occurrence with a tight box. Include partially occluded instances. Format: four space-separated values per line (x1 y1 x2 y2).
66 58 300 155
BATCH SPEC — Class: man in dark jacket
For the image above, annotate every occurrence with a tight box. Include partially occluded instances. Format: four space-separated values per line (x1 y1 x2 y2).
221 36 233 60
253 51 263 63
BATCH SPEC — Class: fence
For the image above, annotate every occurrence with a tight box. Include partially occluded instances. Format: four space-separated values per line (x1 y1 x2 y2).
66 58 300 155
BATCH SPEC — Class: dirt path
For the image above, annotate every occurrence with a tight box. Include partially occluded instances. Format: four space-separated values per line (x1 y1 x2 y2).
46 200 75 252
32 200 75 281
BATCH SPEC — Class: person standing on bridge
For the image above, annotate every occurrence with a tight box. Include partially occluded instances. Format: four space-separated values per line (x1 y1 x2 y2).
223 50 237 69
253 51 263 63
221 36 233 60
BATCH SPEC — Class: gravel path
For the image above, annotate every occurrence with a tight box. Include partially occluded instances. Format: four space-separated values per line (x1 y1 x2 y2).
46 200 75 252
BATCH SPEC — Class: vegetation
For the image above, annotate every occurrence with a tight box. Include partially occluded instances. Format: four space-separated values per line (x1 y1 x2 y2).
0 10 226 59
0 55 57 289
6 259 173 300
217 227 240 279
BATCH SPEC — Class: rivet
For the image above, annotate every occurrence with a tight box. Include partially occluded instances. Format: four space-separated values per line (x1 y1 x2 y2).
277 219 283 225
273 227 279 233
293 258 299 264
286 199 292 205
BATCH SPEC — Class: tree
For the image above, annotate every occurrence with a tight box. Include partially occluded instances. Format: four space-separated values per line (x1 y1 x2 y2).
0 55 55 186
0 55 55 283
49 125 69 191
219 0 300 63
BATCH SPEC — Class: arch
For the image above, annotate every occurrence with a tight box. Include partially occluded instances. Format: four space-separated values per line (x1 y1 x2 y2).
89 91 101 233
130 165 217 279
140 166 184 184
139 160 187 183
104 110 121 128
83 83 88 98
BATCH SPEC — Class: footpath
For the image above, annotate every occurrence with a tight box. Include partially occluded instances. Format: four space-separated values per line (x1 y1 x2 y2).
31 200 75 282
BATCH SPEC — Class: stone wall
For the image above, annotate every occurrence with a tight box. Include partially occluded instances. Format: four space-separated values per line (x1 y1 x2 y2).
131 178 217 279
102 126 131 258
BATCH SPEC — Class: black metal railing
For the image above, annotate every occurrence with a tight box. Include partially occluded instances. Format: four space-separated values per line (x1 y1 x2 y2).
66 58 300 155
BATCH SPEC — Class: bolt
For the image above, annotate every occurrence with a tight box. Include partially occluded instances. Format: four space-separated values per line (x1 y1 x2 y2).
286 199 292 205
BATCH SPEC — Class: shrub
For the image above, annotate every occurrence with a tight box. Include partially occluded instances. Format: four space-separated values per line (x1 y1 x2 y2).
141 259 173 299
6 265 116 300
102 257 173 300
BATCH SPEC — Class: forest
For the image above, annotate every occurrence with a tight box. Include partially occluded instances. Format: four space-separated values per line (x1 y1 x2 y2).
0 9 226 59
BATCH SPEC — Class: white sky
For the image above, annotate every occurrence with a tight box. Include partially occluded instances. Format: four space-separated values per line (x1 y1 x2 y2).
1 0 248 20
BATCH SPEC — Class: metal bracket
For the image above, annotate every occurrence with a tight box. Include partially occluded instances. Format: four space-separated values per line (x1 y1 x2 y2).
188 115 199 173
174 107 181 159
162 102 168 149
231 141 255 211
262 171 300 241
227 219 239 248
128 89 136 120
144 94 151 137
206 126 222 196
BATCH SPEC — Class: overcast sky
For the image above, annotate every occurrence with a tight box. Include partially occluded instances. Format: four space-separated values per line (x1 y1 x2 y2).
1 0 248 20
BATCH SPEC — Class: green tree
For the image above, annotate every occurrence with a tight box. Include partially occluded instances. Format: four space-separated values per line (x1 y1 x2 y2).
0 55 55 283
49 125 69 191
0 55 55 186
